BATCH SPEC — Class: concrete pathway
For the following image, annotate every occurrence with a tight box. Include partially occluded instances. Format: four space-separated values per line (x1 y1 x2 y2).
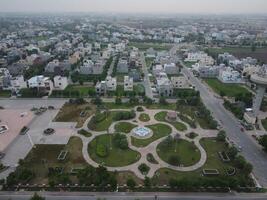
75 106 218 179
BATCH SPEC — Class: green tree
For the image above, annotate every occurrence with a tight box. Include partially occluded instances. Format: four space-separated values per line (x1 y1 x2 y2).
127 178 136 190
159 97 167 105
144 177 151 188
115 97 122 105
228 146 238 159
216 130 226 142
30 193 45 200
259 135 267 152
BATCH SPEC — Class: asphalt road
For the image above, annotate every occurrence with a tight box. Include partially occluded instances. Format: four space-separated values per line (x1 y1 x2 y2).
181 65 267 187
140 52 154 99
2 192 267 200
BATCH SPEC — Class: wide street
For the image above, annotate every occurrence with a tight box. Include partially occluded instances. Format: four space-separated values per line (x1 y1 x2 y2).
1 192 267 200
180 63 267 187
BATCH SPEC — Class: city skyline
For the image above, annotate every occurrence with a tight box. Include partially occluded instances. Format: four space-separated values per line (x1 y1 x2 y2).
0 0 267 14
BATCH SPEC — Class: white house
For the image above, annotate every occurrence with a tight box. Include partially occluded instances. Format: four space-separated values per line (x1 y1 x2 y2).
10 76 27 90
27 75 53 92
53 76 69 90
218 67 242 83
105 76 117 91
185 51 214 66
95 81 107 96
156 72 173 97
164 63 178 75
95 76 117 95
124 76 133 91
152 64 164 76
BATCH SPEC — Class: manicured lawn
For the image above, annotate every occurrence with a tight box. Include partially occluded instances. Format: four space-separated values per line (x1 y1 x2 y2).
114 122 137 133
88 111 136 132
131 123 172 147
88 134 140 167
262 118 267 131
152 138 249 186
154 111 187 131
50 85 95 98
78 129 92 137
204 78 250 97
139 113 150 122
0 90 11 97
154 111 167 121
54 102 96 128
200 138 234 171
19 137 87 184
88 112 116 132
157 139 201 167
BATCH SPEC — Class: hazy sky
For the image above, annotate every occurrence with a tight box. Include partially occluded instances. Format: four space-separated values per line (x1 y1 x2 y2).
0 0 267 14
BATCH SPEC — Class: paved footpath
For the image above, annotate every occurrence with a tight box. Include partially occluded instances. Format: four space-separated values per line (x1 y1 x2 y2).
76 106 218 179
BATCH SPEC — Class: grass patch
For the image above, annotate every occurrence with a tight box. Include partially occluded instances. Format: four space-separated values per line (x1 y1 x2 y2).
88 112 115 132
152 138 252 186
131 123 172 147
50 85 96 98
88 134 140 167
204 78 250 97
18 137 87 184
139 113 150 122
54 102 95 128
114 122 137 133
157 139 201 167
78 129 92 137
154 111 187 131
0 90 11 97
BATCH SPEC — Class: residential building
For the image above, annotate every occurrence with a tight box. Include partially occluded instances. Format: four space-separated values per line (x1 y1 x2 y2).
185 51 214 66
124 76 133 91
218 67 242 83
156 72 173 97
117 58 129 73
45 59 60 73
152 64 164 76
95 81 107 96
171 76 191 89
80 59 104 75
164 63 178 75
105 76 117 91
27 75 53 93
69 52 80 65
53 76 69 90
10 76 27 91
0 68 11 89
